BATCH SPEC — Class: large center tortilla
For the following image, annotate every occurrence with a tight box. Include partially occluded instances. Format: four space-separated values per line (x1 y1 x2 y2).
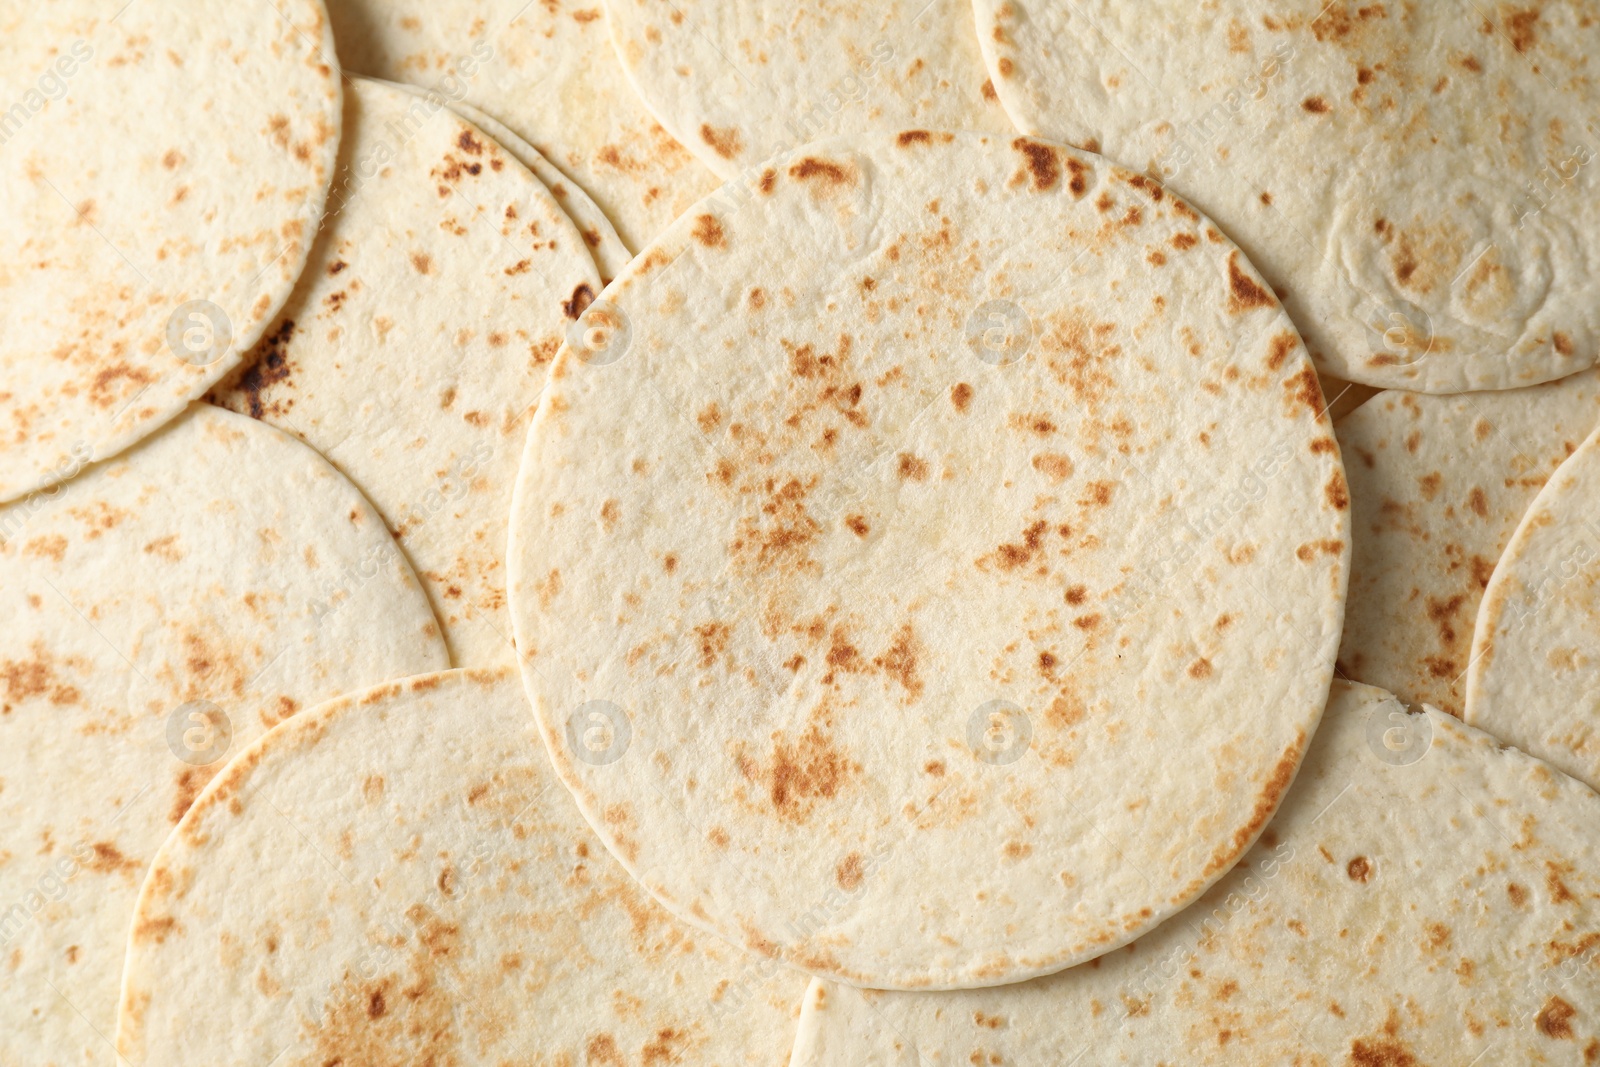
117 669 804 1066
509 131 1350 989
972 0 1600 394
0 0 342 503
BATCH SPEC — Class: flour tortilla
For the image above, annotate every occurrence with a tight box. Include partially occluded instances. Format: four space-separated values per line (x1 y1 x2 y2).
325 0 719 250
509 131 1349 989
208 78 600 668
1338 371 1600 715
381 79 632 284
0 0 342 504
973 0 1600 394
604 0 1012 179
792 681 1600 1064
1466 420 1600 791
0 403 447 1067
116 668 804 1066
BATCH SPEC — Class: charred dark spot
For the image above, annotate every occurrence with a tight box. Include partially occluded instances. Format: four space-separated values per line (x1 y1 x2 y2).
563 284 595 320
1012 138 1061 191
1347 856 1371 882
896 130 933 146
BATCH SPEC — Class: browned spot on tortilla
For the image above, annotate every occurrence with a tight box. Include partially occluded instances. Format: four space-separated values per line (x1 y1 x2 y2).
1267 332 1299 370
1226 252 1275 313
1065 585 1088 605
1302 96 1331 113
836 852 864 889
759 168 777 194
562 283 595 320
699 123 743 160
951 382 973 412
694 621 731 669
1349 1037 1421 1066
896 130 932 146
845 515 869 537
874 624 924 701
896 453 930 481
1505 8 1540 52
691 214 725 248
1347 856 1372 883
1549 861 1578 904
1295 539 1343 561
697 402 722 433
739 724 857 824
1508 882 1528 907
1467 487 1488 516
1554 331 1576 356
982 520 1050 572
1012 138 1060 191
133 915 179 944
789 157 854 186
1310 438 1337 455
1325 470 1350 510
1188 658 1213 679
1031 453 1073 482
981 78 998 101
84 842 139 874
1538 997 1577 1039
1172 232 1198 251
748 287 766 309
170 766 213 826
410 252 433 275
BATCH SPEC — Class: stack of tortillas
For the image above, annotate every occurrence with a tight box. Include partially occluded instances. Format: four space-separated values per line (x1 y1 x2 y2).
1 2 1595 1064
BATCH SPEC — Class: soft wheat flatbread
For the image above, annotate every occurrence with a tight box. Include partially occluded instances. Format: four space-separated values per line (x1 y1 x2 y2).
972 0 1600 393
325 0 720 250
116 669 805 1066
1467 420 1600 791
792 681 1600 1064
604 0 1012 178
209 77 602 668
0 0 342 504
382 79 633 284
509 131 1349 990
0 403 447 1067
1338 371 1600 714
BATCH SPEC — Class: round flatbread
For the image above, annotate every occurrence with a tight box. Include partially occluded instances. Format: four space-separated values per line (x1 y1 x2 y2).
1467 420 1600 791
1338 372 1600 714
0 403 447 1067
380 79 633 284
208 77 602 668
509 131 1349 989
324 0 719 250
0 0 342 503
604 0 1012 178
972 0 1600 393
791 681 1600 1064
116 669 805 1066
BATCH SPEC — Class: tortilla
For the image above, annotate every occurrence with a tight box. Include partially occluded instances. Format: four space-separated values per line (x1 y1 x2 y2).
604 0 1012 179
208 77 601 668
972 0 1600 394
1466 420 1600 791
0 0 342 504
324 0 720 250
1338 371 1600 715
508 131 1349 989
0 403 447 1067
381 79 633 285
116 668 805 1066
791 681 1600 1064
